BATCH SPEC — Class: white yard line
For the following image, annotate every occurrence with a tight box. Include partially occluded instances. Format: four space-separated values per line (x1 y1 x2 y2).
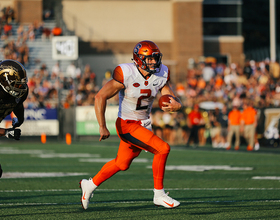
1 188 280 206
1 188 280 193
1 199 280 207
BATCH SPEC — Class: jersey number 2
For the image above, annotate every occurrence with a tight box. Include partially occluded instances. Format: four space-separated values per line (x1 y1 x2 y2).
136 89 151 110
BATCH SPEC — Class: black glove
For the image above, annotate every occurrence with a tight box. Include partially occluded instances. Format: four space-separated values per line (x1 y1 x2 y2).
12 117 21 128
5 128 21 140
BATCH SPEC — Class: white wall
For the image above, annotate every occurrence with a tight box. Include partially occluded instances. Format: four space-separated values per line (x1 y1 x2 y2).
0 0 14 8
62 0 172 42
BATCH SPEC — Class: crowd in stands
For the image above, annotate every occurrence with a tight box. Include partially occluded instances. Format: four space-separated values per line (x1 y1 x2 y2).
150 58 280 146
0 5 62 67
1 6 280 146
0 5 28 66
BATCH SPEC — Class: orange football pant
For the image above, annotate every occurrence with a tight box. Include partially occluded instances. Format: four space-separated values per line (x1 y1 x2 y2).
92 117 170 189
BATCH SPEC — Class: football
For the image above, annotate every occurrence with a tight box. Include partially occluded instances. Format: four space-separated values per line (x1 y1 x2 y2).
158 94 174 109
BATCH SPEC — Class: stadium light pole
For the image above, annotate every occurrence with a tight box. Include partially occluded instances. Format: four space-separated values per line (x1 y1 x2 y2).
270 0 276 62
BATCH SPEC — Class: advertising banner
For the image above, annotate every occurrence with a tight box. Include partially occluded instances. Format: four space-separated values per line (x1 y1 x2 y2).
76 106 118 135
0 109 59 136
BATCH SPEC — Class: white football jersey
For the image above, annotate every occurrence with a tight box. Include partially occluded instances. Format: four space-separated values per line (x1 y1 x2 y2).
113 63 170 121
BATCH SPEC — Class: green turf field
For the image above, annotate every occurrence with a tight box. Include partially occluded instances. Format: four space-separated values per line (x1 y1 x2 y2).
1 139 280 219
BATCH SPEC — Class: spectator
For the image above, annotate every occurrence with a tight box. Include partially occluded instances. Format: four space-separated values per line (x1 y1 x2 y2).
52 26 62 36
152 110 164 140
66 62 81 79
176 83 185 98
36 22 45 36
43 9 52 20
202 62 215 83
243 60 253 79
214 75 224 89
2 6 14 23
16 24 25 43
3 23 12 37
255 100 266 151
269 61 280 82
217 105 229 148
25 94 39 109
39 63 49 79
240 100 258 151
186 104 204 147
197 76 206 91
169 112 183 145
42 27 51 40
226 101 242 150
83 64 96 84
51 62 61 79
162 111 176 144
37 80 50 97
27 24 35 41
177 111 189 144
17 44 29 66
209 108 221 148
102 70 112 86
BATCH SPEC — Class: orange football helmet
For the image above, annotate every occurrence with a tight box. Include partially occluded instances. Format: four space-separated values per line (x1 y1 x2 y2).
133 40 162 74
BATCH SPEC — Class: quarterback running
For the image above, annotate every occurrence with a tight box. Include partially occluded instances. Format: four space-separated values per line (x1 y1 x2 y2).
80 40 182 209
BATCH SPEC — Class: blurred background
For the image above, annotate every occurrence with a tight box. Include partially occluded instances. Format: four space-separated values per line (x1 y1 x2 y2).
0 0 279 149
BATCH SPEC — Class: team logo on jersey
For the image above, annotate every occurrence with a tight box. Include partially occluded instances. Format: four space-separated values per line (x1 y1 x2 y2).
145 81 148 86
133 83 140 87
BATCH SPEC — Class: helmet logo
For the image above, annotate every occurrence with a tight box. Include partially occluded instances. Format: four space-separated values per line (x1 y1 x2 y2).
0 62 27 98
0 67 20 81
134 43 142 54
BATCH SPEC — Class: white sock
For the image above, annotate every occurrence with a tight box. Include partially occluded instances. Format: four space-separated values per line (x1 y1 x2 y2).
154 188 165 197
89 178 98 191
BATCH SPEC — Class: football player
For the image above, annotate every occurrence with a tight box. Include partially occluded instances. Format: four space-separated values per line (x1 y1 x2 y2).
0 59 29 178
80 41 182 209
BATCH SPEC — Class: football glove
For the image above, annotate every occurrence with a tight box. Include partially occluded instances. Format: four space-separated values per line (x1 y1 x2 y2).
5 128 21 140
12 117 21 128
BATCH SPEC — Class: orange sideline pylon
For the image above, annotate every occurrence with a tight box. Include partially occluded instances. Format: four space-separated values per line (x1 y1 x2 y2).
41 133 46 144
66 133 71 145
